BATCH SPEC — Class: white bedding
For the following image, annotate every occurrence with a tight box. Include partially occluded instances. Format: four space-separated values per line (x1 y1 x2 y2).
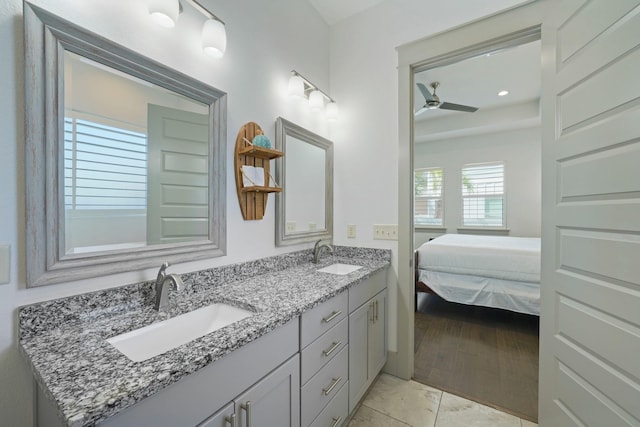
417 234 541 282
416 234 541 315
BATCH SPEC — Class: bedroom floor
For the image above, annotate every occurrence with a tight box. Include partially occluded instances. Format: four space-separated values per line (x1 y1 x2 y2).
413 293 539 422
347 373 538 427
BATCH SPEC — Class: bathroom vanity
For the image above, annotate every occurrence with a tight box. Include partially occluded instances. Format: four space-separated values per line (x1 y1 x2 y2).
19 247 390 427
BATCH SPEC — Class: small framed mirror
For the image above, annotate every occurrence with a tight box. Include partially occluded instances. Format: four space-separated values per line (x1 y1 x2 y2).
24 3 227 286
275 117 333 246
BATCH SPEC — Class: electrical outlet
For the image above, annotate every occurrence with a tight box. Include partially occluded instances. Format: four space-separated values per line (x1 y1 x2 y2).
308 223 316 231
0 245 9 285
373 224 398 240
347 224 356 238
286 222 296 233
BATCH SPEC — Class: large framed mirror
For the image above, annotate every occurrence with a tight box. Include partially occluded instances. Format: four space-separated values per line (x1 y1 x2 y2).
275 117 333 246
24 2 227 287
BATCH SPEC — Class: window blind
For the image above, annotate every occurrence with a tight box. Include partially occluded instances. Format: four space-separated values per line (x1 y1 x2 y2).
414 167 444 226
461 162 504 227
64 117 147 210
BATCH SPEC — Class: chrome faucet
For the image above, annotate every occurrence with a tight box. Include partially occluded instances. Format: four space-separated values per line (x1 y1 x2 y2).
154 262 184 312
313 239 334 263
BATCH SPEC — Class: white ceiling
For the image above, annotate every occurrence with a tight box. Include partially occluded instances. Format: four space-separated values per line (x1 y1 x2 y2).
308 0 385 25
414 39 541 119
413 39 541 141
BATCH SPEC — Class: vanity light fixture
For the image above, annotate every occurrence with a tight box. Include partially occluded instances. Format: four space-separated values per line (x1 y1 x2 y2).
149 0 180 28
288 70 339 121
309 90 324 112
149 0 227 59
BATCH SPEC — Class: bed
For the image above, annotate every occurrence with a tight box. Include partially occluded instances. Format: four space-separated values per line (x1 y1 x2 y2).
415 234 541 315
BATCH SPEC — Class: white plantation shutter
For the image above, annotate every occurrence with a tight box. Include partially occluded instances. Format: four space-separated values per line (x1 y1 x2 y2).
414 167 443 226
461 162 504 227
64 116 147 210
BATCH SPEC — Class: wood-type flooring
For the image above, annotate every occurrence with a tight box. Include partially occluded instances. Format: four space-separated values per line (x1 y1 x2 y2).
413 293 539 422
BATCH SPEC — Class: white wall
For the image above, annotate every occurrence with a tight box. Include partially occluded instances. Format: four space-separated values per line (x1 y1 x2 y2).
0 0 329 424
328 0 529 354
413 126 542 247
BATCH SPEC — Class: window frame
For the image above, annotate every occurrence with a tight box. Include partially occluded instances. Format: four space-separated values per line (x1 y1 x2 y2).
460 161 507 229
414 167 445 228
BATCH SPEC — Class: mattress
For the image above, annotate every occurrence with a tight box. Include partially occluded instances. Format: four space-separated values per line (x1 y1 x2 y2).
417 234 541 282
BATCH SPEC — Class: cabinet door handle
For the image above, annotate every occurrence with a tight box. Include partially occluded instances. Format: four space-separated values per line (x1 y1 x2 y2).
241 401 251 427
375 299 379 321
322 310 342 323
369 302 374 323
225 413 236 427
322 341 342 357
322 376 342 396
331 416 343 427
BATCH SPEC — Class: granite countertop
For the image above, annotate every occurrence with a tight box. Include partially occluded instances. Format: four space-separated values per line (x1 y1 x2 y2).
19 246 391 427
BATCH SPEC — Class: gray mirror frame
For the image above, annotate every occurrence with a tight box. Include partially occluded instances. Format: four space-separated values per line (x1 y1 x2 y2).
275 117 333 246
24 2 227 287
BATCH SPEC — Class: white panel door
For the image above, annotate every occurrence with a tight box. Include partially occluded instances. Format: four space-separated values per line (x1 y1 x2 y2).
147 104 209 244
539 1 640 425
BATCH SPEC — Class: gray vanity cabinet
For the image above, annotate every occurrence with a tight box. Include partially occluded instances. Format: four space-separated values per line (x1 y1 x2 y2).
348 269 388 414
300 292 349 427
199 354 300 427
91 320 300 427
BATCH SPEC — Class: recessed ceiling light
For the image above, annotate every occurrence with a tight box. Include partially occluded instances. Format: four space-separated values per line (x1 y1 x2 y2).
498 90 510 96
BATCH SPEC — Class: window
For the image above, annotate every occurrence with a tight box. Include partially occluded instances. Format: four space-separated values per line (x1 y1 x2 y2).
64 116 147 210
414 167 444 226
461 162 505 227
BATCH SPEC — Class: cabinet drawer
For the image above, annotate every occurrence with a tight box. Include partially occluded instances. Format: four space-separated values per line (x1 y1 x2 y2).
348 268 387 312
301 291 348 348
301 346 348 427
309 382 349 427
301 317 348 385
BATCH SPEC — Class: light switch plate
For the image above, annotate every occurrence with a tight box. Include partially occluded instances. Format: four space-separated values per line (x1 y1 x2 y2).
0 245 10 285
347 224 356 238
308 223 316 231
373 224 398 240
286 222 296 233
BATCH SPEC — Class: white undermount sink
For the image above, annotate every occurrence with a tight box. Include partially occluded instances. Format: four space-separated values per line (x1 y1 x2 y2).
107 303 254 362
317 263 362 275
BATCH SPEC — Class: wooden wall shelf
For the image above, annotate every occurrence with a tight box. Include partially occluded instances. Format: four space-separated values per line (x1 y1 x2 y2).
234 122 284 220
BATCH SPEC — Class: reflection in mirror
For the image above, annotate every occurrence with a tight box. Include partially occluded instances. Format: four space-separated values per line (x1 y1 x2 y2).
24 2 227 286
63 51 210 254
275 117 333 246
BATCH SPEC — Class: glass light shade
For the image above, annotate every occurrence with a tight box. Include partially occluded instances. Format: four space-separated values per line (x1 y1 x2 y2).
287 75 305 99
149 0 180 28
202 19 227 58
309 90 324 112
326 101 339 121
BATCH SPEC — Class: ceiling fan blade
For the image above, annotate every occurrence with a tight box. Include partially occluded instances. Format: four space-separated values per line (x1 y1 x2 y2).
414 106 429 116
416 83 435 102
439 102 478 113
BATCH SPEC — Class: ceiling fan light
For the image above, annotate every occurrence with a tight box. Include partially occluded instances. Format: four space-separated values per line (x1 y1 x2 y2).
288 74 305 99
309 90 324 112
149 0 180 28
202 19 227 58
326 101 339 121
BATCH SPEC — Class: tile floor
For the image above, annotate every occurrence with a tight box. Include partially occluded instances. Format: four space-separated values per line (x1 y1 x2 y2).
348 374 538 427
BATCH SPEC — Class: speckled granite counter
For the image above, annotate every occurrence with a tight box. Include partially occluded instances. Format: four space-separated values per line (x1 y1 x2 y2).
19 246 391 427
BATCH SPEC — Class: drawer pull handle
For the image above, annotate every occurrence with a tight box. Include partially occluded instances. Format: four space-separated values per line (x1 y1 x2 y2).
225 413 236 427
241 401 252 427
322 376 342 396
322 341 342 357
322 310 342 323
331 416 343 427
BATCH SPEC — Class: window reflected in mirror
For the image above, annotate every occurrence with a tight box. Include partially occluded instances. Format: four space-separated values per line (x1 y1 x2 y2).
63 51 210 255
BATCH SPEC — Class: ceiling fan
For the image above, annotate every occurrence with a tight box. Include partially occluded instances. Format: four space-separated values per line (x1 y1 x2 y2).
415 82 479 115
